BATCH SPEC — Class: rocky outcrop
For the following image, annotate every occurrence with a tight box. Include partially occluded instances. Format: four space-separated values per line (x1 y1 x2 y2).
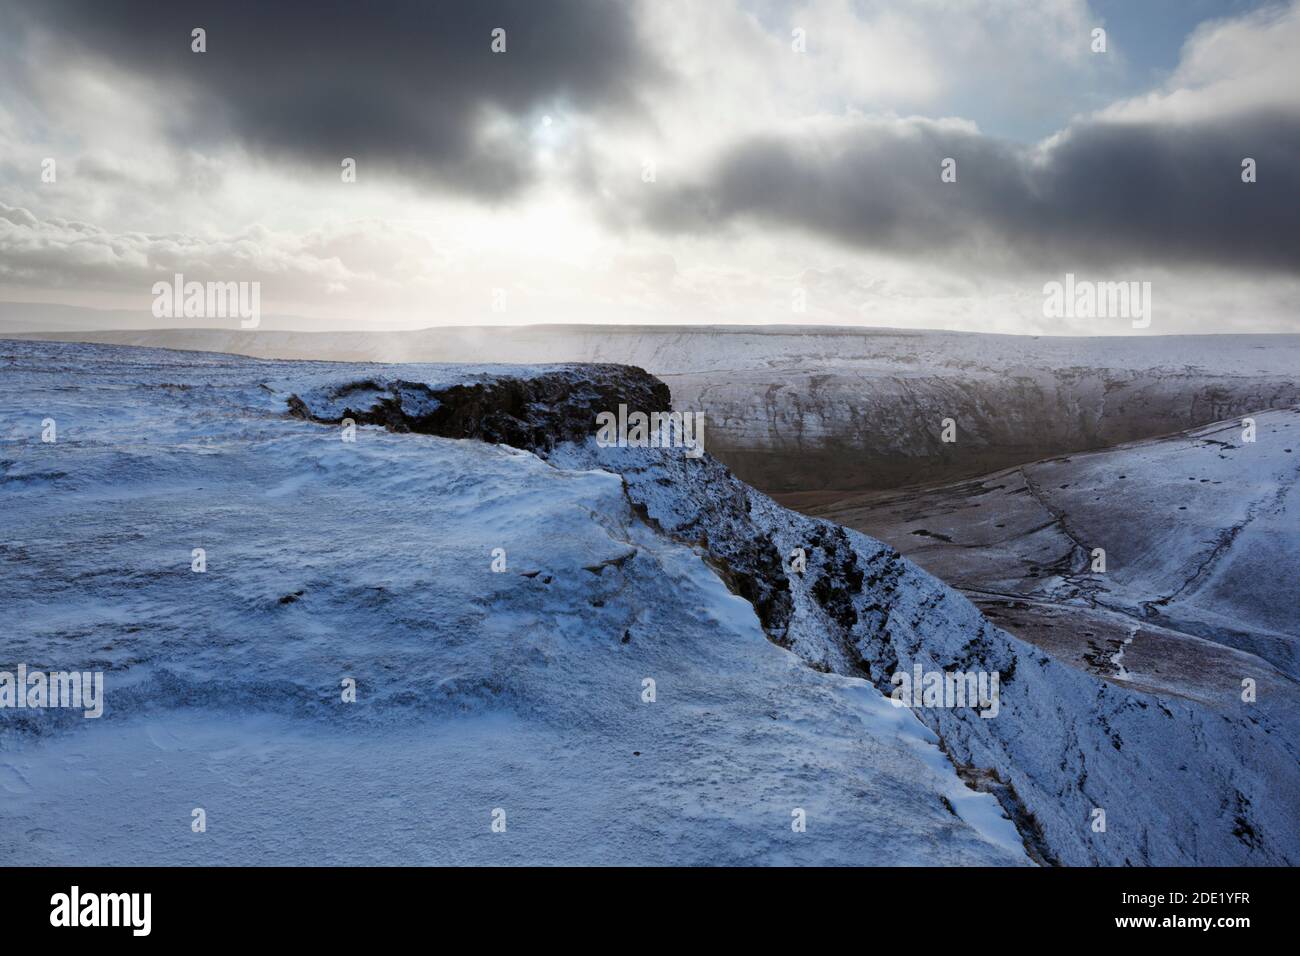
286 364 670 455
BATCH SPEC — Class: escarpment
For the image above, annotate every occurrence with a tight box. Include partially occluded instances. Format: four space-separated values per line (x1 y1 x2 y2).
287 362 1298 867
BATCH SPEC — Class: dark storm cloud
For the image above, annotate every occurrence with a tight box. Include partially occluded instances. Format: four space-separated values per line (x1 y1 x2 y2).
637 111 1300 272
8 0 656 196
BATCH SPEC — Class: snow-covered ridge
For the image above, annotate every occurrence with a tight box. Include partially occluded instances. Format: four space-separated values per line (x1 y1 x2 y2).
275 343 1296 866
2 340 1294 866
549 444 1298 867
1 340 1027 865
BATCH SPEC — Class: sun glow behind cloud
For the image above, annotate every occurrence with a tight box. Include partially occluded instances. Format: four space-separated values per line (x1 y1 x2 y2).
0 0 1297 333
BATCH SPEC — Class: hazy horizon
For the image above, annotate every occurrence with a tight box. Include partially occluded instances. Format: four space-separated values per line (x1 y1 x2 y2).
5 300 1300 340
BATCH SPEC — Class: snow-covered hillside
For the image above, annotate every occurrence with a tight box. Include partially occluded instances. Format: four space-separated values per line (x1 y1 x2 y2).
813 408 1300 696
0 340 1024 865
2 339 1295 866
20 325 1300 494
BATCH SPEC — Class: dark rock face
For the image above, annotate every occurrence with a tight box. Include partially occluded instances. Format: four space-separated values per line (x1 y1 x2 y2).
287 364 671 454
807 526 864 632
669 503 795 639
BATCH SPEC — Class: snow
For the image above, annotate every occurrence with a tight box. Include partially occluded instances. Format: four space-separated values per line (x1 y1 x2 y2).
4 337 1294 867
0 339 1027 866
818 407 1300 688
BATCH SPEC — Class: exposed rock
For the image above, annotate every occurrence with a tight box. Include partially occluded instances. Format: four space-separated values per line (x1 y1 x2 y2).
286 364 670 455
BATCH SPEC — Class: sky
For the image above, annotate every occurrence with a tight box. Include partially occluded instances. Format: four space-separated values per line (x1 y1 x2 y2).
0 0 1297 335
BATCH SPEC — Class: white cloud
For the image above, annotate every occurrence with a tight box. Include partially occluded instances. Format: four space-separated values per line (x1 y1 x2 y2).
1097 2 1300 124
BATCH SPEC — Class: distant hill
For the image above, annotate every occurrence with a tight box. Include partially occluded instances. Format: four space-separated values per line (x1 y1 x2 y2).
11 320 1300 494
